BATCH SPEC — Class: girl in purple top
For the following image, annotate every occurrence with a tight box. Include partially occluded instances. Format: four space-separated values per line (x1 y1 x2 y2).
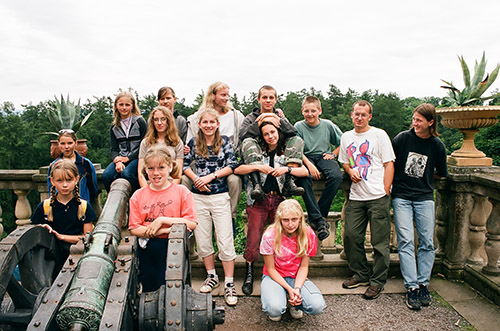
260 199 325 321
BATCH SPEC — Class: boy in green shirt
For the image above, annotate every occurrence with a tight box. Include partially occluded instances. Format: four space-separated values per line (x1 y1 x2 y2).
295 96 343 234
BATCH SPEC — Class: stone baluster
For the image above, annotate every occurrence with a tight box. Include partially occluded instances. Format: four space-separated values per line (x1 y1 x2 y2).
0 203 3 238
339 183 349 260
14 189 32 226
482 198 500 276
466 194 490 265
434 187 448 257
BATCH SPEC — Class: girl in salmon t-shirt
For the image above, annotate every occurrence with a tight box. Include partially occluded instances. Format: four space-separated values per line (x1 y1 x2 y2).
129 146 197 292
259 199 325 321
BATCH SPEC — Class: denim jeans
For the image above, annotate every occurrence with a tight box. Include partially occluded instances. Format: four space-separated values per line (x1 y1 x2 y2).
261 275 325 318
392 198 435 289
102 159 139 193
243 195 284 262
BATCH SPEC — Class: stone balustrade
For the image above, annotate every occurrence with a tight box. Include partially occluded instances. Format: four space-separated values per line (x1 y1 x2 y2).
1 165 500 303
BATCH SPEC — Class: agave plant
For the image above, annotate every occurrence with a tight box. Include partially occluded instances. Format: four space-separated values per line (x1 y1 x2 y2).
441 52 500 106
42 95 94 136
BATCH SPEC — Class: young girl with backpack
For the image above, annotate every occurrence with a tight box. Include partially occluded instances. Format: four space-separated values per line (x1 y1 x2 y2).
260 199 325 321
183 108 239 306
47 129 98 204
129 146 197 292
32 159 97 272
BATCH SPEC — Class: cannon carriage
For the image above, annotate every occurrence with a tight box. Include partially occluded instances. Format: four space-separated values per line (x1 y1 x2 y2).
0 179 224 330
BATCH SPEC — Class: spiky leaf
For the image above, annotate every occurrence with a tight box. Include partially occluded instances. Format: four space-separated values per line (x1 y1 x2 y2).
459 55 471 87
471 52 487 87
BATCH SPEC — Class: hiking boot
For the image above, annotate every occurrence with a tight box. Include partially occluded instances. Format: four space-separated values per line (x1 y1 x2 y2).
224 283 238 306
310 219 330 241
406 288 421 310
200 274 219 293
249 172 265 201
419 284 431 306
268 315 281 322
282 173 304 197
242 262 254 296
289 306 303 319
363 285 383 299
342 277 370 289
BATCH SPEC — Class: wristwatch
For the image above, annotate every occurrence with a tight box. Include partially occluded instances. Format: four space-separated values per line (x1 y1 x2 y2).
287 167 292 174
213 172 218 179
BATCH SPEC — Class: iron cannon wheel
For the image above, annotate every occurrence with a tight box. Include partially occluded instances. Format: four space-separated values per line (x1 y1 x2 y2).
0 225 57 329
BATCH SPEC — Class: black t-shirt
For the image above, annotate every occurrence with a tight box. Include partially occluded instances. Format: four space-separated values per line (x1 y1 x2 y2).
392 129 448 201
31 197 97 235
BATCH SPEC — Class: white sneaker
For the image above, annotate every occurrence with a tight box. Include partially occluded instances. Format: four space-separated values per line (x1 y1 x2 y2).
224 283 238 306
200 274 219 293
268 315 281 322
290 306 303 319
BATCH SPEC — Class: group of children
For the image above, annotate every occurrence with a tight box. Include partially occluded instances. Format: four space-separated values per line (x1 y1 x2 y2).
31 82 446 321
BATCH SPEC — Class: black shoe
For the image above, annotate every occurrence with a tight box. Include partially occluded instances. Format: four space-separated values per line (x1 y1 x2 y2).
282 173 304 197
419 284 431 306
406 288 421 310
249 172 265 201
242 262 254 295
310 219 330 241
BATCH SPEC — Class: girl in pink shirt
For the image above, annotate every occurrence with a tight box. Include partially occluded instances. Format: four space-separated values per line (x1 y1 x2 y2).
260 199 325 321
129 146 197 292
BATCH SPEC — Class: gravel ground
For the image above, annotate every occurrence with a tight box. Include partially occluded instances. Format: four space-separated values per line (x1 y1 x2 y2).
214 293 473 331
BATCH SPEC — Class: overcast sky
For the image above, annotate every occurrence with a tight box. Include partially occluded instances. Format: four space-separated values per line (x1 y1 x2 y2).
2 0 500 109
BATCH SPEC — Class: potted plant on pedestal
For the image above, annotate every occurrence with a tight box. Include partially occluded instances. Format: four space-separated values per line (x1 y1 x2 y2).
438 52 500 166
42 95 94 159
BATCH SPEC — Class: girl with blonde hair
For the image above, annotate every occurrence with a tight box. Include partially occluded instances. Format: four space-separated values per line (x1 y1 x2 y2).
32 159 97 271
259 199 325 321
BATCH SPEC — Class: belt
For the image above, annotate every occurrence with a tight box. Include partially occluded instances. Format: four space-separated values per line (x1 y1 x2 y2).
265 191 279 196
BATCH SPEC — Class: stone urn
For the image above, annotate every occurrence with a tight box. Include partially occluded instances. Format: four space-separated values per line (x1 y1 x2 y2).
50 139 89 159
436 105 500 166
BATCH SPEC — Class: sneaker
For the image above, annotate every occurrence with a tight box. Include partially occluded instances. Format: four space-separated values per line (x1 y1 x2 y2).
268 315 281 322
289 306 304 319
342 277 370 289
419 284 431 307
200 274 219 293
406 288 421 310
363 285 383 299
224 283 238 306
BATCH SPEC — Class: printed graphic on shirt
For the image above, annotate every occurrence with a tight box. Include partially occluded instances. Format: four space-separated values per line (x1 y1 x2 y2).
346 140 371 180
142 200 174 222
404 152 427 178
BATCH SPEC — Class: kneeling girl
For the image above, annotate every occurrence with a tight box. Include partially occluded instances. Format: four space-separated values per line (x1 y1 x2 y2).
260 199 325 321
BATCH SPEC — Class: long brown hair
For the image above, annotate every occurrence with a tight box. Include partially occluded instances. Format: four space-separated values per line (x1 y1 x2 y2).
48 159 84 221
195 108 222 158
412 103 439 137
112 91 141 128
144 106 180 147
